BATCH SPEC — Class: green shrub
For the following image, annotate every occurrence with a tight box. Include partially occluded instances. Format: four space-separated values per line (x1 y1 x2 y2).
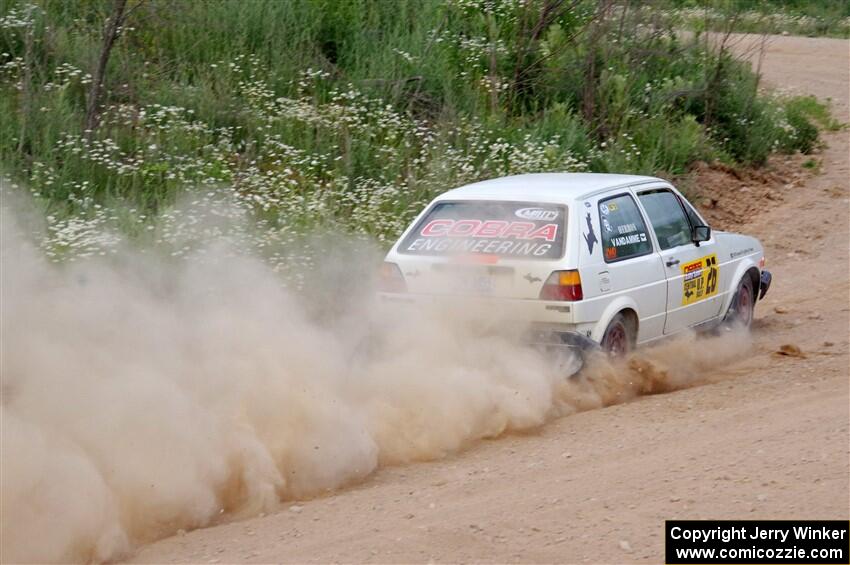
0 0 828 263
781 103 820 154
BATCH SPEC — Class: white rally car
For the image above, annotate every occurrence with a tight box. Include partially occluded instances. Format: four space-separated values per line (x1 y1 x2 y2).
379 173 772 355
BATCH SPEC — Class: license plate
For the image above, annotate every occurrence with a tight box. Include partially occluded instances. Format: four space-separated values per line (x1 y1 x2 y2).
432 265 512 295
455 272 494 294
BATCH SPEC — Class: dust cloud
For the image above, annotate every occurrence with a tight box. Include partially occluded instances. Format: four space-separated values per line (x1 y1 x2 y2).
0 199 751 563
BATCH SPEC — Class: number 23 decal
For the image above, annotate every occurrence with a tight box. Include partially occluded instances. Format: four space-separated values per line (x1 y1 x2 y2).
681 254 719 305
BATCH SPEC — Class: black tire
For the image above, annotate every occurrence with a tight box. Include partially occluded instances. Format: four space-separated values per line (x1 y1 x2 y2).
601 313 633 356
725 276 755 329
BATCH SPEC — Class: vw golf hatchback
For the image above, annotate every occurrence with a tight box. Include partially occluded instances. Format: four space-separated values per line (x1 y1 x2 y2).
379 173 771 355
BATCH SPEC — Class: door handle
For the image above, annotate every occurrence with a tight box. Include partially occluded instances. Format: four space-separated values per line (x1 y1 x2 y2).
666 258 680 267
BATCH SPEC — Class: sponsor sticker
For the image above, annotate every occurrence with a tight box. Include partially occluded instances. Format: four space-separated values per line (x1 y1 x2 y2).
582 212 598 254
408 218 560 259
681 254 719 305
514 207 559 221
407 237 554 258
401 201 566 260
418 219 558 241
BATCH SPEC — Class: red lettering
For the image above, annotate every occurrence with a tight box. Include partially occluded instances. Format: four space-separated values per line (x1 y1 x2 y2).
420 218 560 241
449 219 482 236
421 219 453 236
527 223 558 242
475 220 509 237
502 222 534 239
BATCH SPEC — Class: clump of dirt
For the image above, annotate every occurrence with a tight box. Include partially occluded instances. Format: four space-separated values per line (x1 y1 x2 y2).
775 343 807 358
557 328 752 413
676 152 815 229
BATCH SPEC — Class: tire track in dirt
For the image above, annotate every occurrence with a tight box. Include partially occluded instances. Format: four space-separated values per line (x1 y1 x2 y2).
131 34 849 564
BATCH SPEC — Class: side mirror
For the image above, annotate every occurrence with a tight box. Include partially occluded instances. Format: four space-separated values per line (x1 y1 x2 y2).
692 224 711 245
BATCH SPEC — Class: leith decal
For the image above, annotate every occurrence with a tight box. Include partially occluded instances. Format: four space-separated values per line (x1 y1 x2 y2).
514 207 559 221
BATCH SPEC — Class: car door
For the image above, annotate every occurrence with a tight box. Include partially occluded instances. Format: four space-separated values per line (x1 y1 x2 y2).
592 191 667 343
636 187 722 335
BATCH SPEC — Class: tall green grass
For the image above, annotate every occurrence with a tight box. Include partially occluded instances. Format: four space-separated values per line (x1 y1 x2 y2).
0 0 831 262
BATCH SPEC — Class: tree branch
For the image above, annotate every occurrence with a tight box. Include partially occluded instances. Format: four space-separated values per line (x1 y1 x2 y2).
84 0 129 138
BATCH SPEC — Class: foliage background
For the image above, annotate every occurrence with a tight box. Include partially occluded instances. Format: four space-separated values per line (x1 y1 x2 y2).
0 0 837 268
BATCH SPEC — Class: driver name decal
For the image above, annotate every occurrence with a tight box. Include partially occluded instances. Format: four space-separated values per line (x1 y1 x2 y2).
681 254 719 305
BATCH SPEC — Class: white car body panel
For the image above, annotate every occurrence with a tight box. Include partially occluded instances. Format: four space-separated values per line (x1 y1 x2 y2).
714 232 764 317
381 173 768 347
630 182 726 335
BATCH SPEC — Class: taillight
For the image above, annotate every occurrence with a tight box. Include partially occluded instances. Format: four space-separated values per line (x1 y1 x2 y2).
539 270 583 301
378 261 407 293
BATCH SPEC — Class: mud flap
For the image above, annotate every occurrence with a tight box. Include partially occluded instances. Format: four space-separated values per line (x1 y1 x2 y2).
529 331 600 378
759 270 772 300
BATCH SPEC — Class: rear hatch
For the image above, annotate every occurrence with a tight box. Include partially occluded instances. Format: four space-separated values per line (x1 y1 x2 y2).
393 200 567 299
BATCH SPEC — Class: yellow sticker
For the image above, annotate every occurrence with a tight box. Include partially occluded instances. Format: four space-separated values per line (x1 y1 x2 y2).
681 253 719 305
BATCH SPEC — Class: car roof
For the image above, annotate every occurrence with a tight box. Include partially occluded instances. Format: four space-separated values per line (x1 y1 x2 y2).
437 173 664 202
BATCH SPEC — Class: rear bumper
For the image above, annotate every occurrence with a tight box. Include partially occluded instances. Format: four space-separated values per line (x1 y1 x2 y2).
377 292 600 342
377 291 580 326
759 270 772 300
525 330 598 376
526 327 599 350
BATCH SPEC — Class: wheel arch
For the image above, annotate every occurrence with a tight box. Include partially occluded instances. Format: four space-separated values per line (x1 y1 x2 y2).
592 297 641 344
745 267 760 300
721 259 761 316
620 307 639 338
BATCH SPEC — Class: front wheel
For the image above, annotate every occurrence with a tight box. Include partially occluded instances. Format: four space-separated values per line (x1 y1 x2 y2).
725 276 755 329
601 313 634 356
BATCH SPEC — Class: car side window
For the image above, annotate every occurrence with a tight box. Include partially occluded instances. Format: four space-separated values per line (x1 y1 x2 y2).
599 193 653 262
637 190 692 250
679 196 707 229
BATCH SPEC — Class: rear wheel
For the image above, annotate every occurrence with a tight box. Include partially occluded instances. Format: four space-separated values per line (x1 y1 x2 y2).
725 276 755 329
601 313 633 356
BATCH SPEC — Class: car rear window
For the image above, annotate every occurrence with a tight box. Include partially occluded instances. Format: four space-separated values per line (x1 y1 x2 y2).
399 200 566 260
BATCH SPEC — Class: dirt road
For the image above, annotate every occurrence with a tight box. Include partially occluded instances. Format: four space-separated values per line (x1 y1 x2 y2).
132 35 849 564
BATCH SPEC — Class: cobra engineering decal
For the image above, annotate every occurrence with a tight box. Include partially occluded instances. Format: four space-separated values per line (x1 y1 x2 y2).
681 254 719 305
